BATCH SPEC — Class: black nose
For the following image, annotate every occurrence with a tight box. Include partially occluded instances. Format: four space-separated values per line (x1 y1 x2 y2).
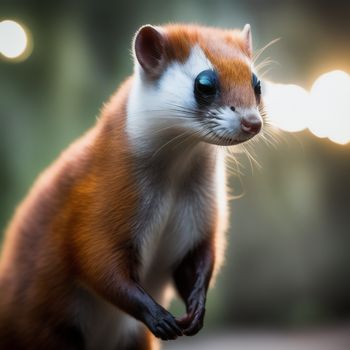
241 114 262 135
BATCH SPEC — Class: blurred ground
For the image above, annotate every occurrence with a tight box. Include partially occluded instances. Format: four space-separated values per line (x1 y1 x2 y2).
165 325 350 350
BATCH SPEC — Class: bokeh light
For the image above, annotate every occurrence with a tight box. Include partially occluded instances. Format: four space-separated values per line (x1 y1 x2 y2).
0 20 30 60
264 70 350 145
263 82 310 133
309 70 350 145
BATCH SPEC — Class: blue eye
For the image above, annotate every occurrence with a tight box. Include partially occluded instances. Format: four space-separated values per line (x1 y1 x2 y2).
194 70 219 105
252 73 261 96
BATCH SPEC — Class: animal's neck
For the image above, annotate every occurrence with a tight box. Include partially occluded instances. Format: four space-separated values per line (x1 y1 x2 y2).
134 132 219 188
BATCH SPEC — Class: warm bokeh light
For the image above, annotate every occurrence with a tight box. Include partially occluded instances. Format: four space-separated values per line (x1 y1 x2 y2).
309 70 350 145
0 20 29 60
263 82 310 132
264 70 350 145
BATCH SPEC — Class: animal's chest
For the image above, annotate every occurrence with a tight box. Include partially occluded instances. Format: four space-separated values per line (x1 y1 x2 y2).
138 178 215 287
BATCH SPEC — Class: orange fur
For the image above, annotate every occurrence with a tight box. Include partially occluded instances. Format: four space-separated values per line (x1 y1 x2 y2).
163 24 254 107
0 78 147 349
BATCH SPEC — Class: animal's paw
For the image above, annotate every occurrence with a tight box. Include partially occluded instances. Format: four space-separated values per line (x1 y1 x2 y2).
144 306 183 341
176 295 206 336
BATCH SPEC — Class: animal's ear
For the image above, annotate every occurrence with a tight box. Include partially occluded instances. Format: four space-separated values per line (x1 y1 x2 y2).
242 23 252 57
133 25 165 77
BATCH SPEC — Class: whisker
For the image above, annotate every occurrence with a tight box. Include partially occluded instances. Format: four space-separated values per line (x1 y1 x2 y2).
259 68 274 80
150 128 201 159
172 129 203 151
254 58 279 72
253 38 280 65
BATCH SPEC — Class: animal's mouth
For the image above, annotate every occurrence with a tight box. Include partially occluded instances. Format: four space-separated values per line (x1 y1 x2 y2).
198 106 263 146
205 130 261 146
202 121 263 146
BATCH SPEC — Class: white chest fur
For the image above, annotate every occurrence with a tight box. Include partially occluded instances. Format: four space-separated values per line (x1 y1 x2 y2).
133 146 226 304
138 183 204 283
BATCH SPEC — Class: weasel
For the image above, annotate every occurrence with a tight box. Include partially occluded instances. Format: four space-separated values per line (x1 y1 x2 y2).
0 23 263 350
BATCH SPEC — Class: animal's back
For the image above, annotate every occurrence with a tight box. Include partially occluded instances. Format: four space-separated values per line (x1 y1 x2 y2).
0 127 100 349
0 78 157 349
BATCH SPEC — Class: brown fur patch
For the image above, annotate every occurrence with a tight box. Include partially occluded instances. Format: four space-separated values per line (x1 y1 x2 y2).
0 78 147 349
162 24 255 108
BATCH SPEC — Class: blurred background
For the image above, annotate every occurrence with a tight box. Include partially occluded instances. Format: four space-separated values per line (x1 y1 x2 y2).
1 0 350 348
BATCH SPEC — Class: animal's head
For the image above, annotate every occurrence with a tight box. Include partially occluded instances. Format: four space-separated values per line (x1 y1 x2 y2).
128 23 263 146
